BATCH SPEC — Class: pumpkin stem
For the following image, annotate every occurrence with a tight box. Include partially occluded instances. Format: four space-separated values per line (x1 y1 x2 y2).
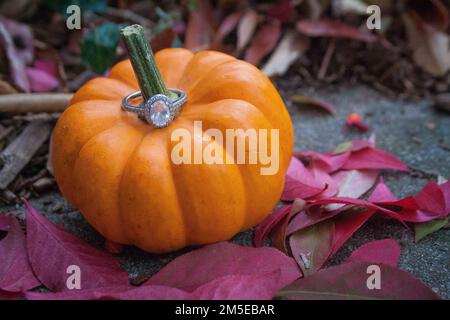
121 24 176 101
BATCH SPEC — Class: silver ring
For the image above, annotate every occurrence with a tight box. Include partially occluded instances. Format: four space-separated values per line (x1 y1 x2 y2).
122 88 187 128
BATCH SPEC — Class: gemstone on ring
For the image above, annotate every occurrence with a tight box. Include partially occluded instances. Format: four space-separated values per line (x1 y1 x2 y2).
144 94 173 128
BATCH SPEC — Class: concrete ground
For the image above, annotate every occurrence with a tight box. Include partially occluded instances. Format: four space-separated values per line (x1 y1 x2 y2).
1 84 449 298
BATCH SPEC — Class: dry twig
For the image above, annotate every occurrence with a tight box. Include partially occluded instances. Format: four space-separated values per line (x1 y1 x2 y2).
0 94 72 113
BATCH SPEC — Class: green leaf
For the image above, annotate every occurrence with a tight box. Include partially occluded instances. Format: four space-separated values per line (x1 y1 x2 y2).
44 0 106 15
333 141 352 154
414 218 449 242
81 23 120 74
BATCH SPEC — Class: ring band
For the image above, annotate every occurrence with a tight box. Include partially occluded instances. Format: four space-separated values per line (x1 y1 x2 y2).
122 88 187 128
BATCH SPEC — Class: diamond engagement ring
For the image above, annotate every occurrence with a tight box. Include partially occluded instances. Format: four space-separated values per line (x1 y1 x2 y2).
122 88 187 128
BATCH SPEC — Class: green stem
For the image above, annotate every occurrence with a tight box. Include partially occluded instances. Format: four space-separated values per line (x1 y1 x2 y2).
121 24 174 101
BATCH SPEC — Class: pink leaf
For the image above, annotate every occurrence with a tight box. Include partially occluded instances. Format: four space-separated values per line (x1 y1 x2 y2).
346 239 401 267
296 19 377 42
327 169 378 210
270 199 306 253
185 0 215 51
342 147 410 172
254 205 292 247
440 180 450 214
24 201 129 291
145 242 301 292
286 206 344 236
368 178 397 202
0 216 40 293
415 182 446 217
277 262 440 300
267 0 294 22
331 208 376 255
302 151 350 173
26 67 59 92
282 156 326 201
289 220 334 276
245 19 281 65
26 271 283 300
309 162 339 198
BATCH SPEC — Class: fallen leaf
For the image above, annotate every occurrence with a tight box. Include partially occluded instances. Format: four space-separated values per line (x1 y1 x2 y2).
296 19 377 42
270 199 306 253
291 95 336 114
267 0 294 22
301 151 350 173
245 19 281 66
151 28 176 52
276 262 440 299
326 170 378 210
367 177 397 202
254 205 292 247
0 18 30 91
236 10 259 52
346 239 401 267
345 112 369 132
282 156 326 201
331 208 377 255
415 182 446 217
25 201 129 291
289 220 334 276
184 0 215 51
0 216 40 293
26 270 283 300
342 147 410 172
212 12 242 49
145 242 301 292
403 12 450 76
308 161 339 198
26 67 59 92
414 218 449 242
262 32 309 77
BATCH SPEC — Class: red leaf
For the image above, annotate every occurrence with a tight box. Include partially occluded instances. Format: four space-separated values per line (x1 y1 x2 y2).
302 151 350 173
245 19 281 65
415 182 446 217
277 262 440 300
309 162 339 198
151 28 176 52
331 208 376 255
289 220 334 276
327 169 378 210
440 180 450 214
212 12 242 49
0 216 40 293
342 147 410 172
267 0 294 22
282 156 325 201
286 206 344 236
26 271 283 300
296 19 377 42
368 177 397 202
185 0 216 51
345 112 369 132
254 205 291 247
145 242 301 292
270 199 306 253
369 179 442 223
24 201 129 291
346 239 401 267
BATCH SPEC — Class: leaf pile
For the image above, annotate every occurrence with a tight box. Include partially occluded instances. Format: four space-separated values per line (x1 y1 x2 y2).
0 137 446 300
255 136 449 290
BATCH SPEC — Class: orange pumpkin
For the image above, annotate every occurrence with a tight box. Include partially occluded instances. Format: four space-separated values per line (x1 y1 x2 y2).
51 48 294 253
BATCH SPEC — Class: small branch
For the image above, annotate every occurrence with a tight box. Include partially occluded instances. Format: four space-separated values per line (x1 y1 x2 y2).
0 121 52 190
105 6 152 28
318 39 336 80
0 93 72 113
